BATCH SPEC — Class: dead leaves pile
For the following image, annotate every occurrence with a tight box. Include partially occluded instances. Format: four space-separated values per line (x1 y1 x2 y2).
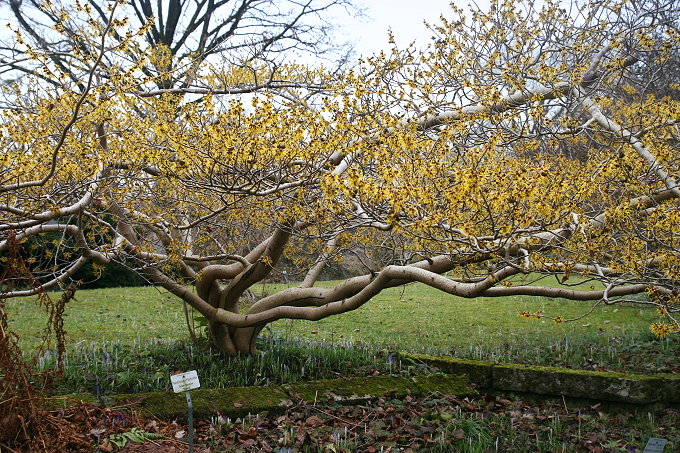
0 400 185 453
194 393 679 452
2 393 678 452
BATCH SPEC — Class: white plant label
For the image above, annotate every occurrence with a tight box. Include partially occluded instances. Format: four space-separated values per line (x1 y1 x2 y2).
171 370 200 393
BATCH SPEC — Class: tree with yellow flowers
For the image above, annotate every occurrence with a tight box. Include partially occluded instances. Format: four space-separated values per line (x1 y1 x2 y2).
1 0 679 354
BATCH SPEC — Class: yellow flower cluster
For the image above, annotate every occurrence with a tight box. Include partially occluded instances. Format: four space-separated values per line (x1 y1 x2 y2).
650 323 680 339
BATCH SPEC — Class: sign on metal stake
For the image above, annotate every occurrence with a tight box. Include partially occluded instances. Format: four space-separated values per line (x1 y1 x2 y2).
171 370 200 453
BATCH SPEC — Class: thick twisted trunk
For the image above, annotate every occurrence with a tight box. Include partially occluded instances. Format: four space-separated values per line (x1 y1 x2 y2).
202 278 266 355
196 228 292 355
209 322 264 355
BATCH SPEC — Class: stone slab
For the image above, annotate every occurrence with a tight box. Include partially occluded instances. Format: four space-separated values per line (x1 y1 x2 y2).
111 373 475 419
402 352 680 405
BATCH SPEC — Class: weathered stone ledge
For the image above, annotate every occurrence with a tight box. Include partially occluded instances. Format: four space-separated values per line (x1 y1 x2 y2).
46 355 678 419
48 373 476 420
402 353 680 405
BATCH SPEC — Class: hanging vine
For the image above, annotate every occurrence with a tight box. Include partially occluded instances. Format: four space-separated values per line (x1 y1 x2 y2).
0 231 74 450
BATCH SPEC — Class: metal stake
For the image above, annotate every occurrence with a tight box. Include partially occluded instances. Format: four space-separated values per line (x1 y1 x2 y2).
185 390 194 453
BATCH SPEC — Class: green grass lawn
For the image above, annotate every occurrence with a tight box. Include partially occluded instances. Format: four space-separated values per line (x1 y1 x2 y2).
5 286 187 350
3 278 676 396
265 280 658 354
5 277 660 355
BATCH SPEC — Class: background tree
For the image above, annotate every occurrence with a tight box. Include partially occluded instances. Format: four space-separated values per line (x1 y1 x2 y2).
1 0 679 355
0 0 354 93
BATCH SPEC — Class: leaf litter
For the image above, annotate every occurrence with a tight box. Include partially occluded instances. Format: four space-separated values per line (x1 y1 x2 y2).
4 392 677 452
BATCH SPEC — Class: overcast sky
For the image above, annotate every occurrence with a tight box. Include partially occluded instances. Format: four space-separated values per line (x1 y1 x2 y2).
0 1 486 65
339 0 475 58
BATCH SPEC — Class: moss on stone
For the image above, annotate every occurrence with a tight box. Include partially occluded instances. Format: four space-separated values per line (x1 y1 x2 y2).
402 353 493 387
658 375 680 404
110 375 473 420
494 362 657 380
43 393 99 410
284 374 475 404
113 385 291 420
61 355 677 421
492 364 663 404
284 376 417 403
44 374 473 420
404 352 679 405
411 374 477 397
